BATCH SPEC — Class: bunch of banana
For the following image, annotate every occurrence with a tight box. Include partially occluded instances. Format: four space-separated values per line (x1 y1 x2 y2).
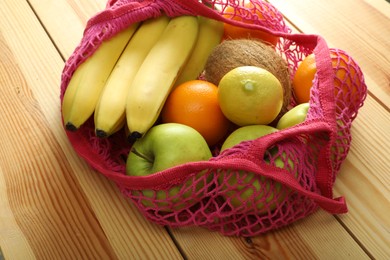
94 15 170 138
126 15 225 141
62 23 140 131
61 13 224 140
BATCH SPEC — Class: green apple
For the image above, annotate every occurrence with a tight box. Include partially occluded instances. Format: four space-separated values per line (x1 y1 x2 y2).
126 123 212 210
276 102 310 130
220 155 296 214
220 125 278 152
218 125 299 214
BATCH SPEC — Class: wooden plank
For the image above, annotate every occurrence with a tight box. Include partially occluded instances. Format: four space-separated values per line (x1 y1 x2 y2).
0 26 117 259
0 0 182 259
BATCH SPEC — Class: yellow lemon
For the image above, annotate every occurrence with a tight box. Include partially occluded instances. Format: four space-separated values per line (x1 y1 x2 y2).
218 66 283 126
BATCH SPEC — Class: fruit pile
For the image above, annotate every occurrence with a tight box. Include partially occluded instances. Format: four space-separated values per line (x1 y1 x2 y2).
62 10 300 171
61 0 367 236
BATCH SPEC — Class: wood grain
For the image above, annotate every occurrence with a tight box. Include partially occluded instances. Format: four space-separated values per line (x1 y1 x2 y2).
1 0 182 259
0 26 118 259
1 0 389 259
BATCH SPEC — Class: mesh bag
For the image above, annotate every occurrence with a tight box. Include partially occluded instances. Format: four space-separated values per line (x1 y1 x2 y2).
60 0 367 236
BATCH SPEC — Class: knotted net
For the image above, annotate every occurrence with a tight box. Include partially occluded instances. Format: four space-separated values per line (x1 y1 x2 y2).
60 0 367 236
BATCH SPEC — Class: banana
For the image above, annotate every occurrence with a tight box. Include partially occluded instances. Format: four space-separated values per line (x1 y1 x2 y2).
94 15 170 138
126 15 199 140
62 23 139 131
174 16 224 87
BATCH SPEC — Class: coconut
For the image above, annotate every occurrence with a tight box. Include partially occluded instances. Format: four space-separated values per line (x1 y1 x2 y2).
204 39 292 116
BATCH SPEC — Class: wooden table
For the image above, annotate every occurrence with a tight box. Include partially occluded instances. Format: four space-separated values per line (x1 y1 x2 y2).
1 0 389 259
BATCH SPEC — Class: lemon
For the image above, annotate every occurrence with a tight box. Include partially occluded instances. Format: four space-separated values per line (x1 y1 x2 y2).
218 66 284 126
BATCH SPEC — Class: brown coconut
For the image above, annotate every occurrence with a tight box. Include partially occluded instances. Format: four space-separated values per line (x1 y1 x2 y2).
204 39 292 117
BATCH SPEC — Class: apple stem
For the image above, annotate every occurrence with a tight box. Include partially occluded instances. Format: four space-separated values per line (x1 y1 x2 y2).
131 147 153 163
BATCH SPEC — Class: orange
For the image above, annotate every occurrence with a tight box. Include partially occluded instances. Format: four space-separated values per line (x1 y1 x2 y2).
292 49 364 113
161 80 230 146
222 2 279 46
292 54 317 104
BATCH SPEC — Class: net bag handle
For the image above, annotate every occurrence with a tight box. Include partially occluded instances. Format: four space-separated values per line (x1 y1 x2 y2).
248 33 339 200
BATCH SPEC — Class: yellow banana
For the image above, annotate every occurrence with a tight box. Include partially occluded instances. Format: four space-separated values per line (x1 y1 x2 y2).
126 15 199 140
174 16 224 87
62 23 139 131
94 15 170 138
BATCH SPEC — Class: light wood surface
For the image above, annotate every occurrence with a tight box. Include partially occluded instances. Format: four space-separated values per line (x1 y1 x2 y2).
1 0 389 259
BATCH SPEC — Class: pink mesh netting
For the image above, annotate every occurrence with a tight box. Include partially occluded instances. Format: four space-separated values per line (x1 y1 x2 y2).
60 0 367 237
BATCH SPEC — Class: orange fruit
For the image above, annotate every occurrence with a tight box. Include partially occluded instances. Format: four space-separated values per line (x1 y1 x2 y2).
222 2 279 46
161 80 230 146
292 49 364 113
292 54 317 104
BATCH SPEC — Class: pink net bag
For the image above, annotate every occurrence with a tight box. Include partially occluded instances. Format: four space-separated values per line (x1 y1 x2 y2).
60 0 367 236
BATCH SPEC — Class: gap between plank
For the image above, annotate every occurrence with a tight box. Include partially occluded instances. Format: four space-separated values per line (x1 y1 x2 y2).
334 215 375 259
26 0 66 62
165 227 188 260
